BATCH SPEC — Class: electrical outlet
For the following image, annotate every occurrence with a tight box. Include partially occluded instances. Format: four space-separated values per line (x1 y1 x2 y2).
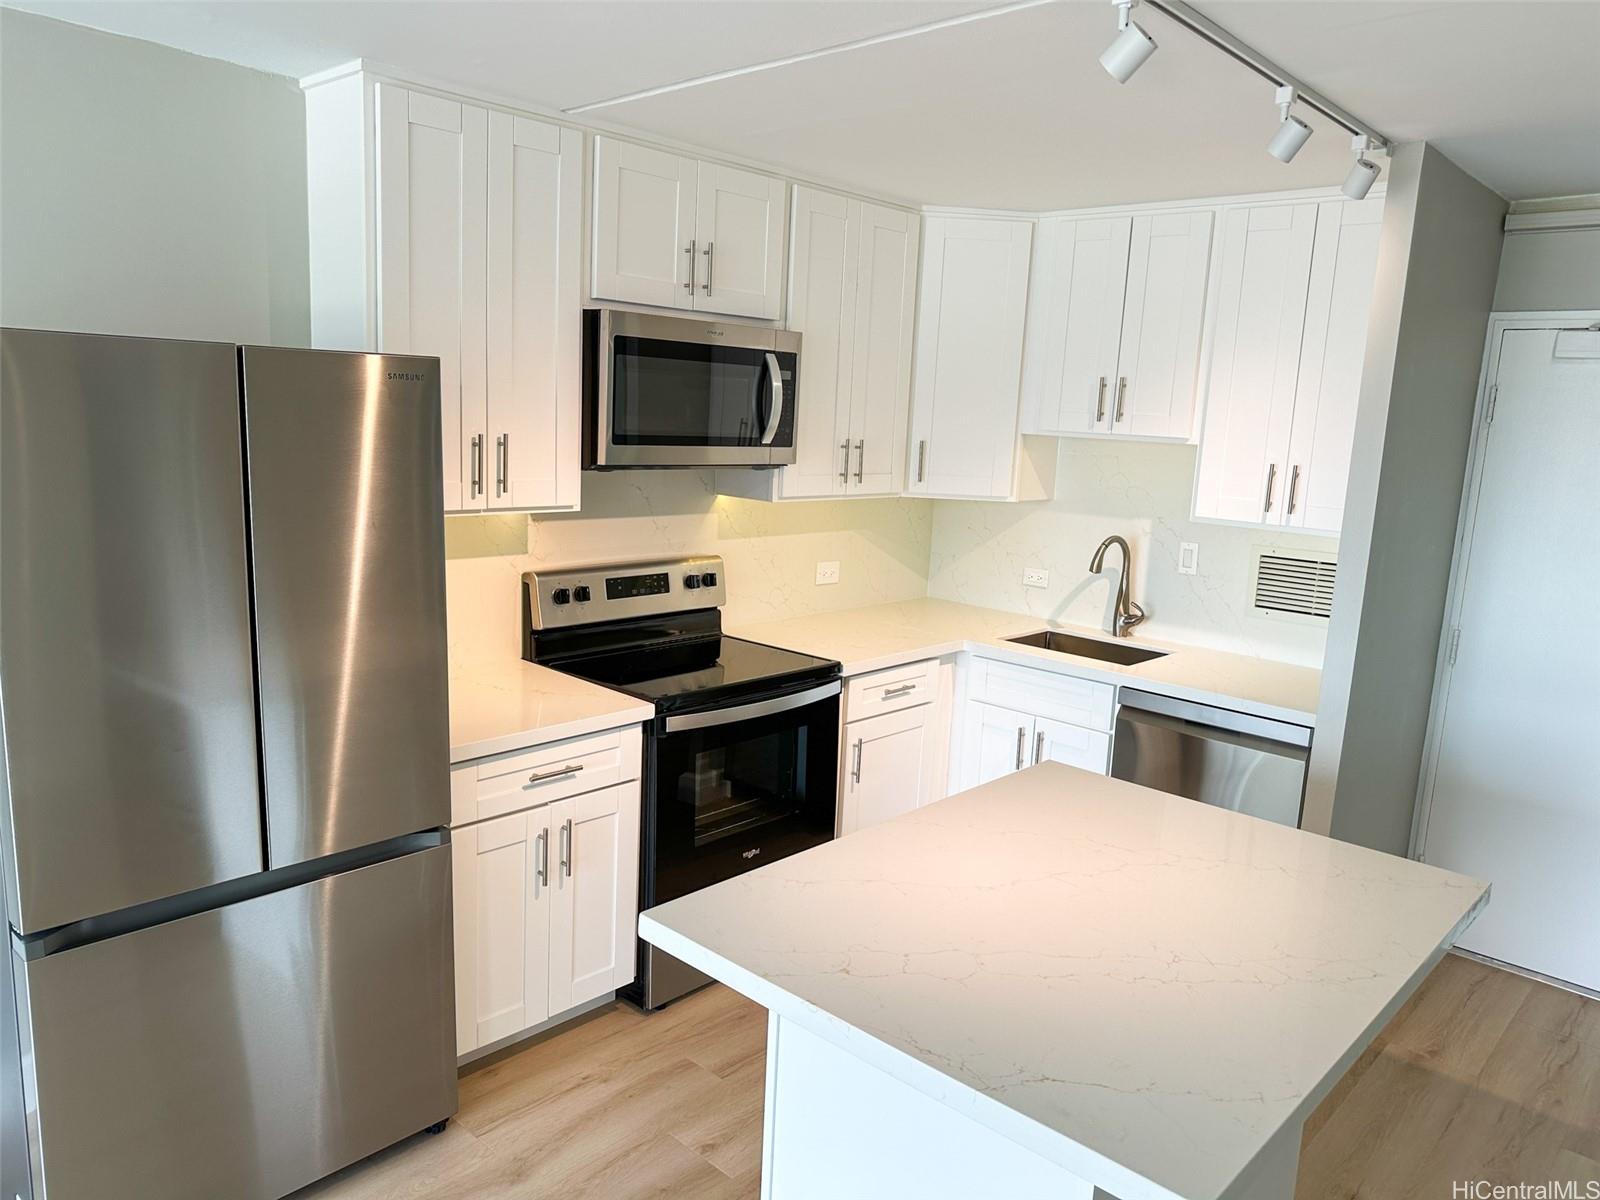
815 561 840 586
1178 542 1199 576
1023 567 1049 589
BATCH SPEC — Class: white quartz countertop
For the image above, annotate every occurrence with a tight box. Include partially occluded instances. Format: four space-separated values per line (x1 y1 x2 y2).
640 764 1488 1200
448 658 653 764
729 598 1322 725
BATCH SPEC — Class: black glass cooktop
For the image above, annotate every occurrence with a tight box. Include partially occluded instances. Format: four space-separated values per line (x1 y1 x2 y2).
549 634 839 711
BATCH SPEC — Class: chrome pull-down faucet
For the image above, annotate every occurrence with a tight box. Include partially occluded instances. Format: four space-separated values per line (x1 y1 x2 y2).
1089 535 1147 638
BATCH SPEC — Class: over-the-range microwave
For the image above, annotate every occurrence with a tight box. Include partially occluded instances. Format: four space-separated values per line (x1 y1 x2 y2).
583 308 800 469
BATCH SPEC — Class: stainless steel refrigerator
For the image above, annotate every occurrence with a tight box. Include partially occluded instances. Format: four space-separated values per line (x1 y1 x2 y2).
0 329 456 1200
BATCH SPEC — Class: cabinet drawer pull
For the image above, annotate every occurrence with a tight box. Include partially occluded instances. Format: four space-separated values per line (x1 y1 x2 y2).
1287 464 1301 515
851 738 863 785
1263 462 1278 513
535 828 549 886
560 818 573 877
881 683 917 699
702 242 714 295
1095 376 1107 423
1034 731 1045 765
1114 377 1128 423
684 240 697 293
1015 726 1026 772
854 440 865 484
526 763 583 786
916 439 927 483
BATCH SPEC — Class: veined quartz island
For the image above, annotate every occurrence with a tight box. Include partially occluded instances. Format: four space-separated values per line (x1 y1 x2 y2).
639 764 1489 1200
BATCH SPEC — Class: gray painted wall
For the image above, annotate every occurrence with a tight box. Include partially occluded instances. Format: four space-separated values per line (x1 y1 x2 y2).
0 9 309 344
1304 143 1507 855
1493 227 1600 312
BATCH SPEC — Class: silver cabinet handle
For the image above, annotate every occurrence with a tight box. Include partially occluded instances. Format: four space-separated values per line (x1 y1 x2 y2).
839 440 850 483
854 439 864 484
916 439 927 483
1263 462 1278 513
535 827 549 886
526 763 583 786
851 738 863 786
683 239 696 293
1096 376 1107 423
1034 731 1045 765
1287 464 1301 515
495 434 508 497
881 683 916 698
560 818 573 878
702 241 714 295
759 352 783 445
470 434 483 498
1015 726 1026 771
1114 377 1128 423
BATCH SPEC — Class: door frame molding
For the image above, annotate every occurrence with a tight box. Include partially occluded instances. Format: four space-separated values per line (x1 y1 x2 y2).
1409 309 1600 861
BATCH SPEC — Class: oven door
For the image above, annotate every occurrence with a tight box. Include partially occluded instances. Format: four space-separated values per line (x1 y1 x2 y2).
648 680 839 905
591 309 798 467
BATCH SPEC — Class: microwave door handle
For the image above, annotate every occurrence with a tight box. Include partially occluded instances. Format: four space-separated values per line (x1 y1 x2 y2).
759 352 784 445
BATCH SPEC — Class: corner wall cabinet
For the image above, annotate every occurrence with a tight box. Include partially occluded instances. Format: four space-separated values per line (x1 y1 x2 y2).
717 185 920 502
1022 211 1212 440
449 725 642 1059
1193 197 1383 534
591 135 787 320
303 72 583 514
905 216 1056 501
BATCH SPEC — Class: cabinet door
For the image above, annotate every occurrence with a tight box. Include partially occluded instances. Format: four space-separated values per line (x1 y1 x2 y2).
547 783 640 1015
486 113 582 511
592 136 696 309
907 217 1033 498
847 202 920 496
1031 715 1111 775
970 703 1032 787
1284 198 1384 534
451 808 552 1055
694 161 788 319
1114 211 1212 439
376 85 487 514
1193 203 1318 524
782 186 856 498
1024 216 1130 436
840 705 935 836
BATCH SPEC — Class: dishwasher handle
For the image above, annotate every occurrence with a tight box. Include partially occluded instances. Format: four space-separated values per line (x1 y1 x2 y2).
1115 689 1311 750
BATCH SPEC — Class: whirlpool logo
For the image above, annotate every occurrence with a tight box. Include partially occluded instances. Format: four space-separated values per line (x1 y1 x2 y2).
741 847 761 861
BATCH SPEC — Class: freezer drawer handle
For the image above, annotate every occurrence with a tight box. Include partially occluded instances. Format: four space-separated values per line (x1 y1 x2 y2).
527 763 583 786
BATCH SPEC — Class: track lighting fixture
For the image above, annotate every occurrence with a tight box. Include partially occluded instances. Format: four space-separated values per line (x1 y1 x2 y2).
1100 0 1157 84
1267 85 1312 162
1343 136 1383 199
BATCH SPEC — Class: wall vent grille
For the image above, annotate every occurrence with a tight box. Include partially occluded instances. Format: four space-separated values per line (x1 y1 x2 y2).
1253 552 1337 619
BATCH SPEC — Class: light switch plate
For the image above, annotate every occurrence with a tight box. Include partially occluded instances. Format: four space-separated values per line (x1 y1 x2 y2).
1178 543 1199 575
1023 567 1049 589
816 561 840 586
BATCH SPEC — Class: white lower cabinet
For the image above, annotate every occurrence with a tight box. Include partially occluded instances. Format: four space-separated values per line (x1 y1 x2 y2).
450 728 642 1059
959 659 1114 790
838 658 949 835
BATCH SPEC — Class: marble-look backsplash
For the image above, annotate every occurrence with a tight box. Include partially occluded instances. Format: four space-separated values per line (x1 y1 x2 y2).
445 471 933 662
927 440 1339 666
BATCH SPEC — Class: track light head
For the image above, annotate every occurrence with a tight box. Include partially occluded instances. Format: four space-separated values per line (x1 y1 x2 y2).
1343 156 1381 199
1100 0 1157 83
1268 114 1313 162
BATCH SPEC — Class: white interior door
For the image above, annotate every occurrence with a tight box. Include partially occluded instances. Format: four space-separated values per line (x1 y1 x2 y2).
486 113 582 511
1024 216 1130 436
847 202 919 496
591 135 695 309
694 161 787 319
548 783 639 1013
1114 210 1212 439
841 706 935 835
1420 325 1600 992
1283 197 1384 534
376 84 487 514
783 186 855 498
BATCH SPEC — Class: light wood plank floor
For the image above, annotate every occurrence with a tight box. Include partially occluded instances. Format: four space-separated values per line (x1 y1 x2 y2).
300 954 1600 1199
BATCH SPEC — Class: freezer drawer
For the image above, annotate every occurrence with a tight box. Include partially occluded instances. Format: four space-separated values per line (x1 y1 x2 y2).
11 844 455 1200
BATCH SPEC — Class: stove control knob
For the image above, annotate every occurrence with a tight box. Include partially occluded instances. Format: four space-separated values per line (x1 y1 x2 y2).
700 571 718 588
551 587 572 606
573 585 592 603
683 573 701 589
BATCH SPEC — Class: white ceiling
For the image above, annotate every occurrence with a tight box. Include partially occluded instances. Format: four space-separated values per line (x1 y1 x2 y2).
9 0 1599 208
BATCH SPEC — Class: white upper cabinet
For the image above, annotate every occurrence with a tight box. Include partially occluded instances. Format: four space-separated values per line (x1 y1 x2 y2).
1194 197 1381 534
1023 210 1211 441
306 73 582 514
592 135 786 320
718 186 918 502
906 215 1055 501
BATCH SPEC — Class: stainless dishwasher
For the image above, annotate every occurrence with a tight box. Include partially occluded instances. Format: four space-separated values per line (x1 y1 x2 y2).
1109 689 1312 827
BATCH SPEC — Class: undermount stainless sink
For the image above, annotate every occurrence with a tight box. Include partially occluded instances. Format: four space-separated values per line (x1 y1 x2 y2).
1006 630 1170 666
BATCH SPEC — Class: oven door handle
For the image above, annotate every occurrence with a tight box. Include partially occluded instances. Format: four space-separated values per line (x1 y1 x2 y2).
661 679 840 733
758 352 784 446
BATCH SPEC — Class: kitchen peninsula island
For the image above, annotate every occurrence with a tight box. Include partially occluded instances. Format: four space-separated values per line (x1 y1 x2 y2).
639 763 1489 1200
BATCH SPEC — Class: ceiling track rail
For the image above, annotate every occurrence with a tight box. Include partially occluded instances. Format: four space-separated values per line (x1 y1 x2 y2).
1143 0 1392 151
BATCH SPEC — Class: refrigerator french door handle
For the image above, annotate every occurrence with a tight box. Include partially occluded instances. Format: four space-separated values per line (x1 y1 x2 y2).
759 352 784 446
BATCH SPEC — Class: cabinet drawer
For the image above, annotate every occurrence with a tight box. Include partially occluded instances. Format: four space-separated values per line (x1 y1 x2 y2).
970 658 1114 731
845 658 939 721
452 726 643 827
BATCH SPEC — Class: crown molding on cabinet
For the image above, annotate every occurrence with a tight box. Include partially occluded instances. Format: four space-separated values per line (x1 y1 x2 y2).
923 181 1387 224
